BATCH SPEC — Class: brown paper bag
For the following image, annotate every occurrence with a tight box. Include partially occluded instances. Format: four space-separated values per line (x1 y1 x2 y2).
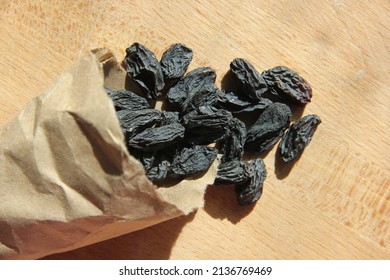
0 48 216 260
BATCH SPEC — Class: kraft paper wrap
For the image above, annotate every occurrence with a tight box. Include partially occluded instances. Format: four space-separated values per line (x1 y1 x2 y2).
0 48 216 260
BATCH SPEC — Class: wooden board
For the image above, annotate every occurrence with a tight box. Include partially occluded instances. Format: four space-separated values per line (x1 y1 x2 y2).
0 0 389 259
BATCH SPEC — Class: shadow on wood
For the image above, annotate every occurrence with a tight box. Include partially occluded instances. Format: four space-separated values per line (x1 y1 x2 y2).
203 185 255 224
274 149 300 180
42 213 196 260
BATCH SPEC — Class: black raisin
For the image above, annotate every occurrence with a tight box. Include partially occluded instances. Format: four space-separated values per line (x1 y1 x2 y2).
230 58 268 101
217 90 272 114
181 83 219 114
261 66 312 105
279 114 321 162
214 160 252 185
156 111 180 126
235 158 267 206
124 43 165 99
220 118 247 163
129 149 155 171
145 153 171 182
129 149 171 182
160 43 193 80
169 145 218 178
128 123 185 152
116 109 161 138
245 102 292 153
106 88 150 111
181 106 232 144
167 67 216 110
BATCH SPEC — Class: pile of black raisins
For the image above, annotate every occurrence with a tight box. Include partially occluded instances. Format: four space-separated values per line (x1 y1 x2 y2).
106 43 321 206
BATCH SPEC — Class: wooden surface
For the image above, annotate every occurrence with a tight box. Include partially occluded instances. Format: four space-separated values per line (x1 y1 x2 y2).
0 0 389 259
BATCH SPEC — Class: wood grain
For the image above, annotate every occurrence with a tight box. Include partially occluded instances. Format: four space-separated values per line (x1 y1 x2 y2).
0 0 389 259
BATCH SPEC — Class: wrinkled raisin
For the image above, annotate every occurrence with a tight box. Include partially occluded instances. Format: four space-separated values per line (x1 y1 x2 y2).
220 118 247 163
130 150 155 171
106 88 150 111
217 90 272 114
167 67 216 110
157 111 180 126
169 145 218 178
145 153 171 182
261 66 312 105
160 43 193 80
245 102 292 153
235 158 267 206
214 160 252 185
124 43 165 99
181 83 218 114
128 123 185 152
181 106 232 144
230 58 268 101
279 114 321 162
116 109 161 138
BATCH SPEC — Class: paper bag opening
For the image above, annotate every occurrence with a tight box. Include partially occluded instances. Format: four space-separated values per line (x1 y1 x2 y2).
0 49 215 260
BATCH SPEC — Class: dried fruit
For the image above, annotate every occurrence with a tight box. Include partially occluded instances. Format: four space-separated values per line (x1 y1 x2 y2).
214 160 252 185
109 42 322 207
181 83 218 114
261 66 312 105
116 109 161 138
235 158 267 206
157 111 180 126
160 43 193 80
124 43 165 99
217 90 272 114
279 114 321 162
106 88 150 111
220 118 247 163
170 145 218 178
131 150 155 171
145 153 171 182
245 102 292 153
167 67 216 110
181 106 232 144
146 160 170 182
128 123 185 152
230 58 268 101
129 149 172 182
